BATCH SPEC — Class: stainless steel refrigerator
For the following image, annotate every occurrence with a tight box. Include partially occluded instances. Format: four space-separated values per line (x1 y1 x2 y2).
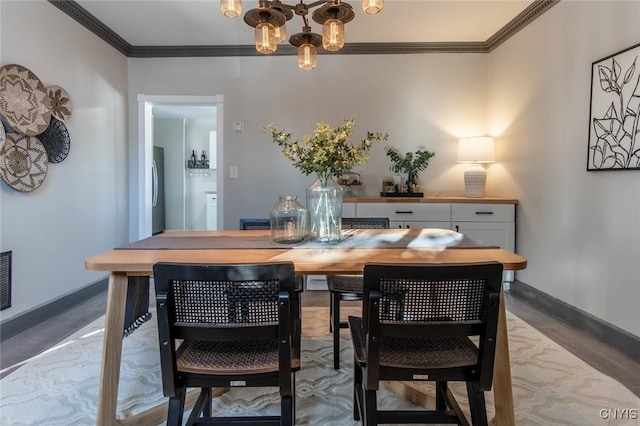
152 146 165 235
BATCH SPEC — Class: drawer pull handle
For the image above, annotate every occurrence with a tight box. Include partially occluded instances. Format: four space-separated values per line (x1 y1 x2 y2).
475 211 494 215
395 210 413 214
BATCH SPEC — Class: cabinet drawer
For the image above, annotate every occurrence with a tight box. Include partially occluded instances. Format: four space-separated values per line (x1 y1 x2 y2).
451 203 514 222
357 203 451 222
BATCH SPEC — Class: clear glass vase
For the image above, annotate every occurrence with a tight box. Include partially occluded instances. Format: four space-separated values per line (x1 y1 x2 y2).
306 174 344 243
269 195 307 243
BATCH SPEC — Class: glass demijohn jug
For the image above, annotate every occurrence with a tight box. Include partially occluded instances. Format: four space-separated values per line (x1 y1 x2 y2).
306 175 344 243
269 195 308 243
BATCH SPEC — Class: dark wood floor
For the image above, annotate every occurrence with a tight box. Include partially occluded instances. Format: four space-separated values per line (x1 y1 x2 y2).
1 289 639 397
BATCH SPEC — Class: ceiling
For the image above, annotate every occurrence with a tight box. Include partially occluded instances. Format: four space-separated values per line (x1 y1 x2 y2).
50 0 560 57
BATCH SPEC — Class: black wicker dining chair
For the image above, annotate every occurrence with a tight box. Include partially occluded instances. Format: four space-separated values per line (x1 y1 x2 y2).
153 262 299 426
348 262 503 425
239 218 272 230
326 217 390 369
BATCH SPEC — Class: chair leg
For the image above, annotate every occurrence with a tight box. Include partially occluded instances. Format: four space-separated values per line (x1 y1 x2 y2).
362 389 377 426
292 372 297 424
202 387 212 418
166 385 186 426
332 293 341 369
281 395 293 426
354 361 363 421
186 387 212 426
329 291 334 333
436 381 447 410
466 382 488 426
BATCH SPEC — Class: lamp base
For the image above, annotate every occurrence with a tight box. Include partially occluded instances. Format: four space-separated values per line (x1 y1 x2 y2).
464 164 487 198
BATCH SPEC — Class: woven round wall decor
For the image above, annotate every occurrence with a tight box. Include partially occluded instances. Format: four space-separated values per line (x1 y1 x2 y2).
0 64 52 136
0 132 48 192
0 120 5 151
37 116 70 163
47 85 73 121
0 114 15 134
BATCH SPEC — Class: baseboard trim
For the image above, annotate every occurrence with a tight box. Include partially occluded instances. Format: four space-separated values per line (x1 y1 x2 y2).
511 280 640 363
0 277 108 342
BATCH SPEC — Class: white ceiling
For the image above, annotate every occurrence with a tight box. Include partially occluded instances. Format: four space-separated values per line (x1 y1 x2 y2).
74 0 536 47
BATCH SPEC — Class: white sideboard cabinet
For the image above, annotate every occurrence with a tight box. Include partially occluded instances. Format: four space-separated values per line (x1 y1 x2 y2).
345 196 518 289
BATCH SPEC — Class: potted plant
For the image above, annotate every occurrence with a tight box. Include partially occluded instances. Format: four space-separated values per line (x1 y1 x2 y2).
266 119 388 242
385 147 435 193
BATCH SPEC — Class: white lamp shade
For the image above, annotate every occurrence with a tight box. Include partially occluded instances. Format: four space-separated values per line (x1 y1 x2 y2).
458 137 495 163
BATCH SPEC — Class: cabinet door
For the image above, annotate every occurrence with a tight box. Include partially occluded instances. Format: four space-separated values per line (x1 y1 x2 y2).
453 221 516 284
452 222 515 252
206 194 217 230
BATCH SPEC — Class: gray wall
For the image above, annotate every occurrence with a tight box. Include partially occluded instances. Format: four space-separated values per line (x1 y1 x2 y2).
487 0 640 337
0 1 129 321
127 53 490 232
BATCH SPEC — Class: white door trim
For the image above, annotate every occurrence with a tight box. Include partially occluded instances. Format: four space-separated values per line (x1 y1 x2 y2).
136 94 224 240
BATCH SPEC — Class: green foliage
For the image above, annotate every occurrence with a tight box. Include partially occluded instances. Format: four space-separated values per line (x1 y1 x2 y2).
385 147 436 178
265 119 388 183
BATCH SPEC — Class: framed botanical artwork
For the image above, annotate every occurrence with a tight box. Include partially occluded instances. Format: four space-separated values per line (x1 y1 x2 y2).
587 42 640 171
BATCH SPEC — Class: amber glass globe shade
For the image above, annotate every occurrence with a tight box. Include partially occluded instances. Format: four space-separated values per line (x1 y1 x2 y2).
255 23 277 54
322 19 344 51
298 44 317 70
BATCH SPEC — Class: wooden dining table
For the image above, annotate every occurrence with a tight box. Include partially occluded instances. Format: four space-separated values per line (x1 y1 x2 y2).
85 228 527 425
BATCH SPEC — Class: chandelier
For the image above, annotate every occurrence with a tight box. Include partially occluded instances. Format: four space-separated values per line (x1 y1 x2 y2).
220 0 384 70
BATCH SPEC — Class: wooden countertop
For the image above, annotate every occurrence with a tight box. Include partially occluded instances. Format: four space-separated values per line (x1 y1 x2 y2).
344 195 518 204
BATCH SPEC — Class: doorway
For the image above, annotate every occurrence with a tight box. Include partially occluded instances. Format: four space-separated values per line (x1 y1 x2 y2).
137 95 224 239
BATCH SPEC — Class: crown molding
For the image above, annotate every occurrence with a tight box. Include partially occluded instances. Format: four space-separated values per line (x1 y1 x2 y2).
126 42 491 58
48 0 132 55
486 0 561 51
48 0 560 58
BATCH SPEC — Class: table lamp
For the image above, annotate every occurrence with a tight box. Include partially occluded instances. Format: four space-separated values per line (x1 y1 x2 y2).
458 137 495 198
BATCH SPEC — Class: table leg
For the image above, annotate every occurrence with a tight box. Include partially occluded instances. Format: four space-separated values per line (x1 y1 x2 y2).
96 272 128 426
492 288 515 425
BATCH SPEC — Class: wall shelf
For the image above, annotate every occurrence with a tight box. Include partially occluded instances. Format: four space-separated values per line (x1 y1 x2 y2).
186 160 210 169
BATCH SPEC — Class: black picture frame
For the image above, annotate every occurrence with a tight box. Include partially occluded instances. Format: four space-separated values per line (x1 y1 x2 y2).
587 42 640 171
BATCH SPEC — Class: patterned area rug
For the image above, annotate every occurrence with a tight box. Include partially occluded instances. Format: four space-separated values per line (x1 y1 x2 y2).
1 307 638 425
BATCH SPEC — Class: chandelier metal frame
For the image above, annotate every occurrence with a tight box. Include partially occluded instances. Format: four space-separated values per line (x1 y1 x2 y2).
221 0 383 69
